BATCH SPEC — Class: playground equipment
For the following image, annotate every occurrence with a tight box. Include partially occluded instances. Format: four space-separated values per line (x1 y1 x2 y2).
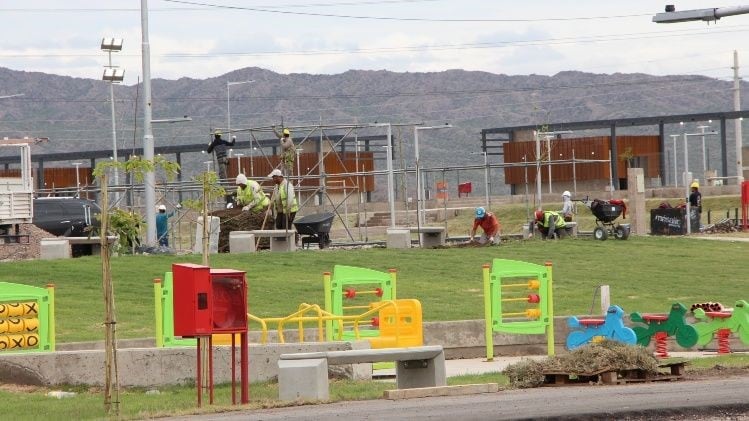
0 282 55 352
693 300 749 354
171 263 249 406
565 305 637 350
324 265 396 343
483 259 554 359
247 299 422 348
630 303 699 358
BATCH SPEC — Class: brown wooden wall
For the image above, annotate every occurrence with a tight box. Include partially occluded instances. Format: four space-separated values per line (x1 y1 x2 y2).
227 151 375 192
0 167 93 189
503 135 660 184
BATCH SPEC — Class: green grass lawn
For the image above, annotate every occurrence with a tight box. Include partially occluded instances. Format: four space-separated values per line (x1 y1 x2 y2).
1 235 747 343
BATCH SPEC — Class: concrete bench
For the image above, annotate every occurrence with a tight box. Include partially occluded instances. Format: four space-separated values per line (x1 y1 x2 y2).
40 236 118 259
249 229 296 252
278 345 446 401
228 231 256 253
409 226 446 247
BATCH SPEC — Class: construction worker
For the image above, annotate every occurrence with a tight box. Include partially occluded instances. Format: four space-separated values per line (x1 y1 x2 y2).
206 129 236 181
561 190 574 222
272 126 296 174
235 173 269 213
534 209 568 239
470 207 501 245
156 203 181 247
689 180 702 215
268 168 298 230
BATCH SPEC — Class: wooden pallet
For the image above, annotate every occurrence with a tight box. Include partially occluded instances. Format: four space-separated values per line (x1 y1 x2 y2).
542 362 685 387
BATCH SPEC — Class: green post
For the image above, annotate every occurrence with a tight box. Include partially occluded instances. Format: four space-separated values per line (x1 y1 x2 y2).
153 278 163 348
545 262 555 356
482 263 493 361
323 272 332 341
46 284 55 352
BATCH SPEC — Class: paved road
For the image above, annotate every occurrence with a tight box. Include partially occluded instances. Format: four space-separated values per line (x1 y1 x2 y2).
170 376 749 420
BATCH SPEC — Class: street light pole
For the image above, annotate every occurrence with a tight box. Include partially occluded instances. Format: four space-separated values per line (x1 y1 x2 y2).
698 125 711 176
414 124 452 226
669 134 680 187
101 38 124 204
234 153 244 174
140 0 156 245
72 162 82 196
227 80 254 139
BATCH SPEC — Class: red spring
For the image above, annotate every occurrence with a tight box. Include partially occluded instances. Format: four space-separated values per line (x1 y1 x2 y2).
654 331 669 358
375 287 383 297
717 329 731 354
344 288 356 299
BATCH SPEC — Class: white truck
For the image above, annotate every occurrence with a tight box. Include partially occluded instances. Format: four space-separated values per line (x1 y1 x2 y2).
0 140 35 242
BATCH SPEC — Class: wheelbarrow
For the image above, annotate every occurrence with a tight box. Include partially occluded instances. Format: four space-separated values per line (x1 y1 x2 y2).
293 212 334 249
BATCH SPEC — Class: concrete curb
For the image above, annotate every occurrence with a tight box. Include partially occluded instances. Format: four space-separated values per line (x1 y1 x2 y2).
383 383 499 400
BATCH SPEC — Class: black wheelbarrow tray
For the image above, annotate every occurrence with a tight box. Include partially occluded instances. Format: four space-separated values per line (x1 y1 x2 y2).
293 212 335 249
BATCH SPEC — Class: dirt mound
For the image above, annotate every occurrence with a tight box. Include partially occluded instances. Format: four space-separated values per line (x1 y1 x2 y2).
0 224 56 261
210 208 275 252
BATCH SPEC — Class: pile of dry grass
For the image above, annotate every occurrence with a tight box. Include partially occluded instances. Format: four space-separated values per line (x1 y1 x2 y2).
503 341 659 388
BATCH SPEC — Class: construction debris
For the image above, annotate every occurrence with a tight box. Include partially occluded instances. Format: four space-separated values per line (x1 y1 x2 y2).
210 208 275 252
503 340 660 389
702 219 741 234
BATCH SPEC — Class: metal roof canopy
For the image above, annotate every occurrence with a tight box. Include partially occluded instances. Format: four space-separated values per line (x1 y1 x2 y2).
480 110 749 184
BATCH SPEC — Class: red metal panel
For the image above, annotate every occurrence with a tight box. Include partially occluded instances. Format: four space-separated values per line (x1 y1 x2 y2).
172 263 213 336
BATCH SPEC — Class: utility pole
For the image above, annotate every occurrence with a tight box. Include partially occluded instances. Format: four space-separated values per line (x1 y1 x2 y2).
733 51 744 184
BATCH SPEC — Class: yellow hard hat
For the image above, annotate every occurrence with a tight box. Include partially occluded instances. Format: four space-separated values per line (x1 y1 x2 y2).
282 128 290 136
690 181 699 189
214 129 222 136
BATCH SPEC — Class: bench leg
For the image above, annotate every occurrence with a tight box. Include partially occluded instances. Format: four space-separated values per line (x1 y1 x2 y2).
278 358 329 401
395 350 447 389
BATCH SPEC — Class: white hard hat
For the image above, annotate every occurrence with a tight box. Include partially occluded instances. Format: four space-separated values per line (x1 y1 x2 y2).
158 205 166 211
236 173 248 185
268 169 283 178
562 191 571 198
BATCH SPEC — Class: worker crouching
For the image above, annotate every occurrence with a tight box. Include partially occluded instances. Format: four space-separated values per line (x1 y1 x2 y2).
534 209 570 239
470 207 501 246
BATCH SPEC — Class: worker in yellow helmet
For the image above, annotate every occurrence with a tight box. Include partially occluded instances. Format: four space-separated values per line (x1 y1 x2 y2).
272 126 296 174
689 180 701 216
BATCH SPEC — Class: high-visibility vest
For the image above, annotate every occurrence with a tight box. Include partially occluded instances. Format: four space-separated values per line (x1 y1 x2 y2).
237 180 269 212
274 180 299 213
541 211 566 229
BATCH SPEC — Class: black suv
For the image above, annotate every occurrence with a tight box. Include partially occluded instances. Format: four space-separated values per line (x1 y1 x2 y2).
33 197 100 236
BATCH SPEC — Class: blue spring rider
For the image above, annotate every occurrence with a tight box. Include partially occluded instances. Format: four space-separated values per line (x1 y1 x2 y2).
566 305 638 350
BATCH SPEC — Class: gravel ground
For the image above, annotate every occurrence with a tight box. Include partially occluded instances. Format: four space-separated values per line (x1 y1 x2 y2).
0 224 54 261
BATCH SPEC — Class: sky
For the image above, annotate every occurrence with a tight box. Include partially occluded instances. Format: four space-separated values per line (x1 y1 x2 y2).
1 0 748 86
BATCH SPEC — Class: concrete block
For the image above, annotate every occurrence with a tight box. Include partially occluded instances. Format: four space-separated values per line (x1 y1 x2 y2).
249 230 296 252
395 348 446 389
40 239 70 260
384 383 499 400
194 216 220 254
278 358 329 401
413 227 446 248
229 232 256 253
566 222 578 237
386 228 410 249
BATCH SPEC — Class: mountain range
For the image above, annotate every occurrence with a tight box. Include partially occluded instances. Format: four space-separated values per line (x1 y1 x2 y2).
0 66 746 184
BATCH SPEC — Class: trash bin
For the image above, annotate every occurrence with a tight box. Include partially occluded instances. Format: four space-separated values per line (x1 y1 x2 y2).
650 207 700 235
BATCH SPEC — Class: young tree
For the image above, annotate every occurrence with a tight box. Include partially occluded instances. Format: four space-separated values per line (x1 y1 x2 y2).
92 155 179 415
181 170 225 266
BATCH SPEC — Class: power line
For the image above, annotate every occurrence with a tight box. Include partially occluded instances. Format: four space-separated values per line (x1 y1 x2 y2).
163 0 651 22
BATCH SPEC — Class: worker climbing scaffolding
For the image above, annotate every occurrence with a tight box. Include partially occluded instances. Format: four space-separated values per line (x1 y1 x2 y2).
272 126 296 174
